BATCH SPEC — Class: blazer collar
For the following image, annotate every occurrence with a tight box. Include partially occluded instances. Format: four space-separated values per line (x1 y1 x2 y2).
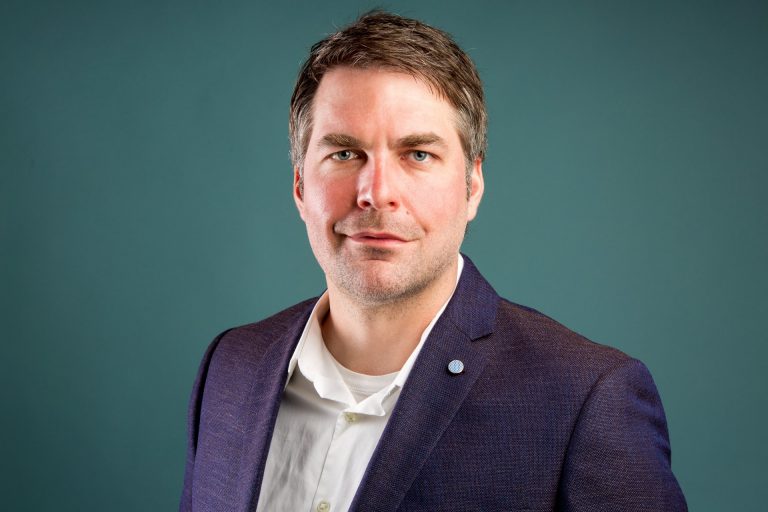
444 253 499 341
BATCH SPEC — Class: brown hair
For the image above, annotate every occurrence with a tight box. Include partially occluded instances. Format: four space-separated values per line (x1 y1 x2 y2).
289 11 487 178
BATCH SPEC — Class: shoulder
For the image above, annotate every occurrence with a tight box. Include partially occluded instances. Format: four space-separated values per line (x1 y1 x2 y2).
217 298 316 350
487 298 648 400
185 297 318 413
197 298 317 381
497 298 630 364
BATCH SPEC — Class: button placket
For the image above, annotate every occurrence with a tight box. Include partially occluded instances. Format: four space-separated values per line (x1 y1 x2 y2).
311 410 355 512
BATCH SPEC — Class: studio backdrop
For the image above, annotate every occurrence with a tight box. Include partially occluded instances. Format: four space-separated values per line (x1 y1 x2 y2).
1 1 766 510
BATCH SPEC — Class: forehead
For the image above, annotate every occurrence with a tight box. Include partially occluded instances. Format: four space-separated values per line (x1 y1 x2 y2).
309 67 461 145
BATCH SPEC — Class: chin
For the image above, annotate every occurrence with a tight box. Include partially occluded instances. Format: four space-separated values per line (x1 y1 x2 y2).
336 269 432 306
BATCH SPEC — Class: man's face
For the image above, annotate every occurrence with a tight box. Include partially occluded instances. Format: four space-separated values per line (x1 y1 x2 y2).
294 67 484 305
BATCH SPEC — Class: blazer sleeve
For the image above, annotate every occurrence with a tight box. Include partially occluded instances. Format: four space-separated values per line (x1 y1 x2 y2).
178 331 228 512
558 358 687 511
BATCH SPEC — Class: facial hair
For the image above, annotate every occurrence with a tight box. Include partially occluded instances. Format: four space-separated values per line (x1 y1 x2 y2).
327 210 459 306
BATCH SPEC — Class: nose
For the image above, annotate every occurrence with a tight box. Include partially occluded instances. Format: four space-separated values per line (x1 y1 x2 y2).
356 156 400 210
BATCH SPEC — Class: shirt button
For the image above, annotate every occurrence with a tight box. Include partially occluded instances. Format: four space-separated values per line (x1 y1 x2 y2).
317 500 331 512
344 412 358 423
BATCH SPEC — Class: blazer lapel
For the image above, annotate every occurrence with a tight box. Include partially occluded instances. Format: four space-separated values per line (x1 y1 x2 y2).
232 303 314 511
350 256 499 512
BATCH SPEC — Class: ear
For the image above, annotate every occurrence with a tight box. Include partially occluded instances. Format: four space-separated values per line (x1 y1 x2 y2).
466 158 484 221
293 166 306 221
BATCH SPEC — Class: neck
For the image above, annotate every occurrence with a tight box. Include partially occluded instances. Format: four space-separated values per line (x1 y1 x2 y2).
320 258 459 375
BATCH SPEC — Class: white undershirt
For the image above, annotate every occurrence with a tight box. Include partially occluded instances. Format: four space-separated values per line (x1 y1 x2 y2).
256 255 464 512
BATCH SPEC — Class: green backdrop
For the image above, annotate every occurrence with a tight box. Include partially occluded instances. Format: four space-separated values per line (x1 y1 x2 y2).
2 1 766 510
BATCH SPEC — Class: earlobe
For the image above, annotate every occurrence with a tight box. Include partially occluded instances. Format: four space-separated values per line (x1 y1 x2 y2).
293 166 306 220
467 158 484 221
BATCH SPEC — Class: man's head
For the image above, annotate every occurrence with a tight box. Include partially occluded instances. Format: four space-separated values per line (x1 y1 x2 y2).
290 11 487 193
291 12 486 306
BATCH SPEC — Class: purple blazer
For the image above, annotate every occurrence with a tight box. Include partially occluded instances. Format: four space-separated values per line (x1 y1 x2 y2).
180 256 687 511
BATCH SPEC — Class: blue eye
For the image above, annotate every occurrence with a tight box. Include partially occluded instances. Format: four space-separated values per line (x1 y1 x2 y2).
412 150 429 162
332 150 356 161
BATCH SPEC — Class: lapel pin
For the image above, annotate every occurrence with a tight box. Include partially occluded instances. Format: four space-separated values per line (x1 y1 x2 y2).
447 359 465 375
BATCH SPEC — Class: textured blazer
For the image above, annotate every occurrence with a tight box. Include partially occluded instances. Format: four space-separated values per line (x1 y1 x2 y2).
180 256 687 511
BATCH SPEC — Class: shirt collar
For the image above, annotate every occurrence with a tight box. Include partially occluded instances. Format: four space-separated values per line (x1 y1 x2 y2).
285 255 465 414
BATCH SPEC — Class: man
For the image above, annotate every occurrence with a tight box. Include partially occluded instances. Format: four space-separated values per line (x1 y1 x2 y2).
180 11 686 512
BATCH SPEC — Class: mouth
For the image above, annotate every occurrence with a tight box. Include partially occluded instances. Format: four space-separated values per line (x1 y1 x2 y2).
347 231 409 247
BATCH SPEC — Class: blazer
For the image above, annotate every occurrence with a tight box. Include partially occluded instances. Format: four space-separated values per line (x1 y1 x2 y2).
180 256 687 511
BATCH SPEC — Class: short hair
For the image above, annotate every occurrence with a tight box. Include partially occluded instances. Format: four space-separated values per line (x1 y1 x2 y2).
289 10 487 177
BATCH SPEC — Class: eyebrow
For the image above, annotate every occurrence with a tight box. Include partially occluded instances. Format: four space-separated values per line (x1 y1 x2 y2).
316 132 448 150
395 132 447 149
317 133 365 149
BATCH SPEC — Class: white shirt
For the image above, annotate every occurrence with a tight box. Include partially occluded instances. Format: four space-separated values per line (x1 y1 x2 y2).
256 256 464 512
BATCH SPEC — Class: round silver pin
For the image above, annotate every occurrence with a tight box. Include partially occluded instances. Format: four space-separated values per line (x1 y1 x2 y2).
447 359 465 375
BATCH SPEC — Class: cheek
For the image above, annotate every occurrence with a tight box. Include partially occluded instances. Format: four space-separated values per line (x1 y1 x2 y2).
411 181 467 222
303 178 353 224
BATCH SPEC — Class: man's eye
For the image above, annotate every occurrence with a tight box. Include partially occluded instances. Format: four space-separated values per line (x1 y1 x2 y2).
332 150 357 161
411 150 430 162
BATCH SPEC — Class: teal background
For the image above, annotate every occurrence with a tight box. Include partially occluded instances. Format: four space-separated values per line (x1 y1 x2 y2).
2 0 766 510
